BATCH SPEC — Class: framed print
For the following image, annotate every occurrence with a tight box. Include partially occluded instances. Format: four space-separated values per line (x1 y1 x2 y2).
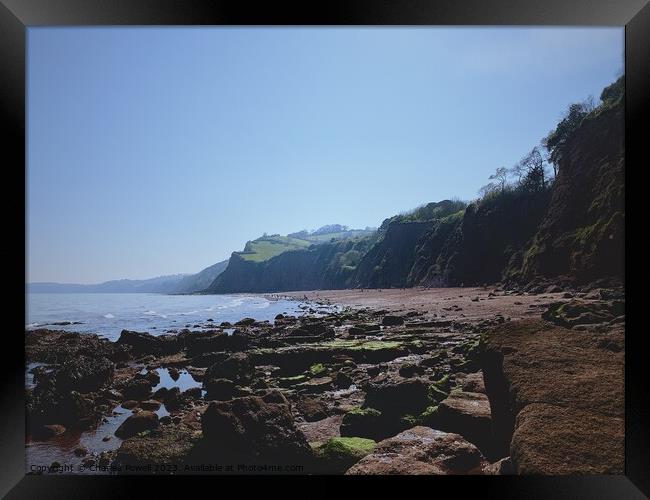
1 0 647 497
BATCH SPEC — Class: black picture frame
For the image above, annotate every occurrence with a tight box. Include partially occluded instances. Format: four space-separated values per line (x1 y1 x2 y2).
1 0 646 497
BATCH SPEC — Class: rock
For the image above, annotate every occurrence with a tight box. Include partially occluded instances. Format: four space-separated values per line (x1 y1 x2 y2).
398 363 424 378
381 315 404 326
152 387 168 401
435 390 493 458
363 378 431 416
542 299 624 328
168 367 180 381
458 371 486 394
421 351 447 367
295 376 333 394
164 387 182 410
32 424 66 440
204 378 235 400
200 392 312 462
116 425 199 470
313 437 376 474
121 400 139 410
142 370 160 386
295 397 329 422
190 352 229 368
484 457 514 475
511 403 623 474
184 387 203 400
55 355 114 394
74 447 87 457
115 411 159 439
116 330 180 356
340 408 387 441
184 333 231 357
205 353 254 386
345 426 487 475
481 319 624 472
140 400 161 411
334 371 353 389
235 317 256 326
121 379 153 401
298 415 344 444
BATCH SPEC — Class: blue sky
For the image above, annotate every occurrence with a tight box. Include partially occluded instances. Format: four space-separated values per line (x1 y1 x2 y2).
27 27 623 283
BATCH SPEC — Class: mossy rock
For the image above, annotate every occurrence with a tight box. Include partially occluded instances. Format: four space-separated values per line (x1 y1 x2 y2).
278 374 308 388
340 407 384 440
428 384 449 404
418 405 440 426
309 363 327 377
431 374 451 391
313 436 376 473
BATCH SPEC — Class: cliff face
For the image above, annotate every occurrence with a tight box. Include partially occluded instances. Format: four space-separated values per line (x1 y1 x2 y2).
352 221 434 288
427 190 551 287
521 101 624 284
208 238 371 293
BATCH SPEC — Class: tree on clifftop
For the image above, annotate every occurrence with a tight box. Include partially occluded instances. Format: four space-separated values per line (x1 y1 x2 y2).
542 99 594 177
489 167 509 192
518 147 547 192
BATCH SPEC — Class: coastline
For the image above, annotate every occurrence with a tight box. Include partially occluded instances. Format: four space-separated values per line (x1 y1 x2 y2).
25 285 624 475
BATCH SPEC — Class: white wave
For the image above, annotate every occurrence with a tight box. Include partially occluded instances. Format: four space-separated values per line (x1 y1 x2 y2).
103 313 115 319
143 310 157 316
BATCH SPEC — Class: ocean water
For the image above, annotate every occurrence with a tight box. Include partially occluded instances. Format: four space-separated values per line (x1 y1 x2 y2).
26 292 331 342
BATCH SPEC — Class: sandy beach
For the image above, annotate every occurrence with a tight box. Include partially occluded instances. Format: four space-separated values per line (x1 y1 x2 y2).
281 287 569 323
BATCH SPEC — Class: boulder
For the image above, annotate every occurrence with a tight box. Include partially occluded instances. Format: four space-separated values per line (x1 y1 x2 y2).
32 424 66 440
340 408 387 441
542 299 624 328
204 378 236 401
313 437 376 474
55 355 114 394
363 378 430 416
121 379 153 401
458 371 486 393
168 367 180 381
334 371 353 389
382 315 404 326
140 400 161 411
398 363 424 378
345 426 487 475
116 329 180 356
116 425 199 470
481 319 624 473
184 333 231 357
115 411 159 439
295 397 329 422
200 391 311 462
204 353 254 386
512 403 623 474
435 390 493 458
163 387 182 410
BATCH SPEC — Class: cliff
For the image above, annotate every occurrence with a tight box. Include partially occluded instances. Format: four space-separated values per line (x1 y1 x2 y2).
520 100 624 285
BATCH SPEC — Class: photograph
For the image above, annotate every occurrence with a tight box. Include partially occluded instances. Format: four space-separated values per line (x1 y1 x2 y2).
22 25 626 478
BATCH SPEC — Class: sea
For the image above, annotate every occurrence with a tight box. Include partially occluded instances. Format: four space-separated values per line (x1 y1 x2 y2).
24 291 338 472
26 292 335 342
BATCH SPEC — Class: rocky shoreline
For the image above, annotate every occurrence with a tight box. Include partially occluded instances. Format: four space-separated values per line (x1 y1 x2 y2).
25 285 624 475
